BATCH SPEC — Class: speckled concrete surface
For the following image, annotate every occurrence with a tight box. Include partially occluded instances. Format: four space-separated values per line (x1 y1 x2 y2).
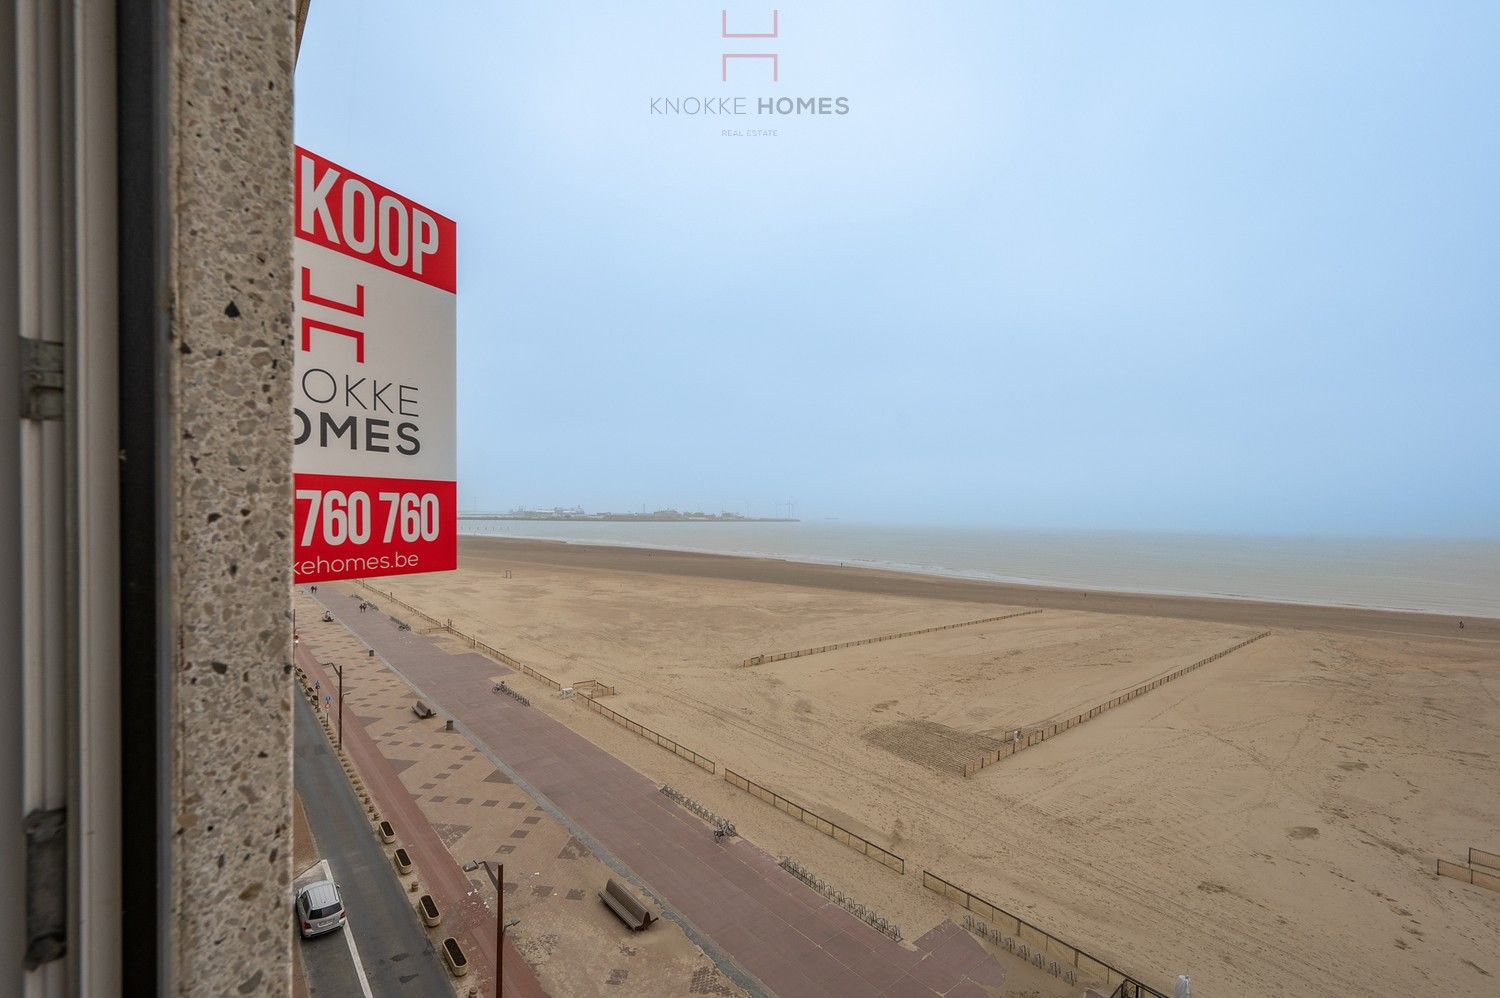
167 1 296 993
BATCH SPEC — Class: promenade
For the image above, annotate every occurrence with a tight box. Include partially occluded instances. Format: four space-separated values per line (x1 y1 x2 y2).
313 587 1005 998
296 646 547 998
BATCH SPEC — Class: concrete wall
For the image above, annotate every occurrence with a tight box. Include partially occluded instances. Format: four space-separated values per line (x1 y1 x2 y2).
166 1 295 992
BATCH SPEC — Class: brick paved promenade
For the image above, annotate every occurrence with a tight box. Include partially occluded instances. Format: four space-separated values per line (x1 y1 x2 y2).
297 646 548 998
315 587 1005 998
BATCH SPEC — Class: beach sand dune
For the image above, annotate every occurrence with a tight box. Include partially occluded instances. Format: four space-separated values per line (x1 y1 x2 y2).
367 537 1500 998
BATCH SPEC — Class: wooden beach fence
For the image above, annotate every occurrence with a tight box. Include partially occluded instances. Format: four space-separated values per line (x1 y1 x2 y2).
922 870 1167 996
355 585 732 786
571 678 617 698
358 589 722 780
960 631 1272 777
355 581 444 630
471 636 561 689
1437 849 1500 893
354 581 618 698
723 769 905 874
362 582 905 877
581 695 716 773
742 609 1042 667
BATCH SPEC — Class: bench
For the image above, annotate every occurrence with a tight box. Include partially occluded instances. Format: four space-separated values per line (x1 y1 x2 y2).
598 878 654 931
412 700 434 719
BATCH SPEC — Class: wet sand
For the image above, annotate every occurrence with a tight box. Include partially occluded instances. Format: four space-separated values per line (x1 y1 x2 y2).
458 537 1495 640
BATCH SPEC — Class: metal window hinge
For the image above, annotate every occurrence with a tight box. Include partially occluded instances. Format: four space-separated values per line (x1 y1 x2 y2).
24 807 67 969
20 338 65 421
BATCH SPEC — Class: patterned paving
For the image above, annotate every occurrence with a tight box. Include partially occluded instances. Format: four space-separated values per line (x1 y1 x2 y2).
295 648 546 998
315 588 1005 998
299 594 746 997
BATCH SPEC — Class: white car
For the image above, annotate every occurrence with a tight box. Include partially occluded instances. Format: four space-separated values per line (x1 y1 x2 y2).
296 880 346 938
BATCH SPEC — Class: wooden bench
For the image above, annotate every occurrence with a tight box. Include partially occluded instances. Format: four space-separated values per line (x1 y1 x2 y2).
598 878 654 931
412 700 434 719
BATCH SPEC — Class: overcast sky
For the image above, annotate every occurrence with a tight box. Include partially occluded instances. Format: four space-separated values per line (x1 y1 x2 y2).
296 2 1498 535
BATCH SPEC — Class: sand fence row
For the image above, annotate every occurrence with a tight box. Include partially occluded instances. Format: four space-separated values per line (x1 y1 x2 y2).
354 581 617 696
350 583 736 782
740 609 1043 667
922 870 1168 996
1436 847 1500 893
350 580 1190 993
723 769 906 874
961 630 1272 778
581 695 717 774
353 582 445 631
462 619 717 774
356 583 895 868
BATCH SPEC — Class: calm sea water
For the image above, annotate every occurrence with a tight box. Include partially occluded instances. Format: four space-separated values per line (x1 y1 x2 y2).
458 520 1500 619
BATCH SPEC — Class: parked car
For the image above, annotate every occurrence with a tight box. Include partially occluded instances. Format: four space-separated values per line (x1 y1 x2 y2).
296 880 346 938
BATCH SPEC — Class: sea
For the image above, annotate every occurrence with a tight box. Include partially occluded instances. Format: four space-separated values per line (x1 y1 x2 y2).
458 520 1500 620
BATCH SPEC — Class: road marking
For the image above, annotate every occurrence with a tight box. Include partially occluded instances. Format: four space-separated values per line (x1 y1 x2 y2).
302 858 374 998
342 916 375 998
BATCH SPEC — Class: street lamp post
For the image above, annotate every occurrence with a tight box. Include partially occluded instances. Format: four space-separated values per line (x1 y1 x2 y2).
504 858 510 996
468 859 518 997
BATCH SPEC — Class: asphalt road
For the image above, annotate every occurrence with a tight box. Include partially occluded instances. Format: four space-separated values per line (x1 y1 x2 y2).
294 692 451 998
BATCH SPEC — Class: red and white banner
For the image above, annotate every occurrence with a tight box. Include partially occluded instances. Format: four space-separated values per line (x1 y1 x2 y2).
293 147 457 582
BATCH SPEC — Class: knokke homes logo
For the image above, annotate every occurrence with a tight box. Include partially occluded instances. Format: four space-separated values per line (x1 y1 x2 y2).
650 8 851 134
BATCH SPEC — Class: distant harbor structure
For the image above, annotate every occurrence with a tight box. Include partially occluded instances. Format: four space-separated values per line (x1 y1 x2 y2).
461 506 797 523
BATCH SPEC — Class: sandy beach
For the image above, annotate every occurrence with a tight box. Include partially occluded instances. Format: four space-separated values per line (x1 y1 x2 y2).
367 535 1500 997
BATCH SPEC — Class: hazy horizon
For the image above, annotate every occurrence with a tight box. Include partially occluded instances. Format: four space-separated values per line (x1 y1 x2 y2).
457 518 1500 617
297 2 1499 538
457 507 1500 542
